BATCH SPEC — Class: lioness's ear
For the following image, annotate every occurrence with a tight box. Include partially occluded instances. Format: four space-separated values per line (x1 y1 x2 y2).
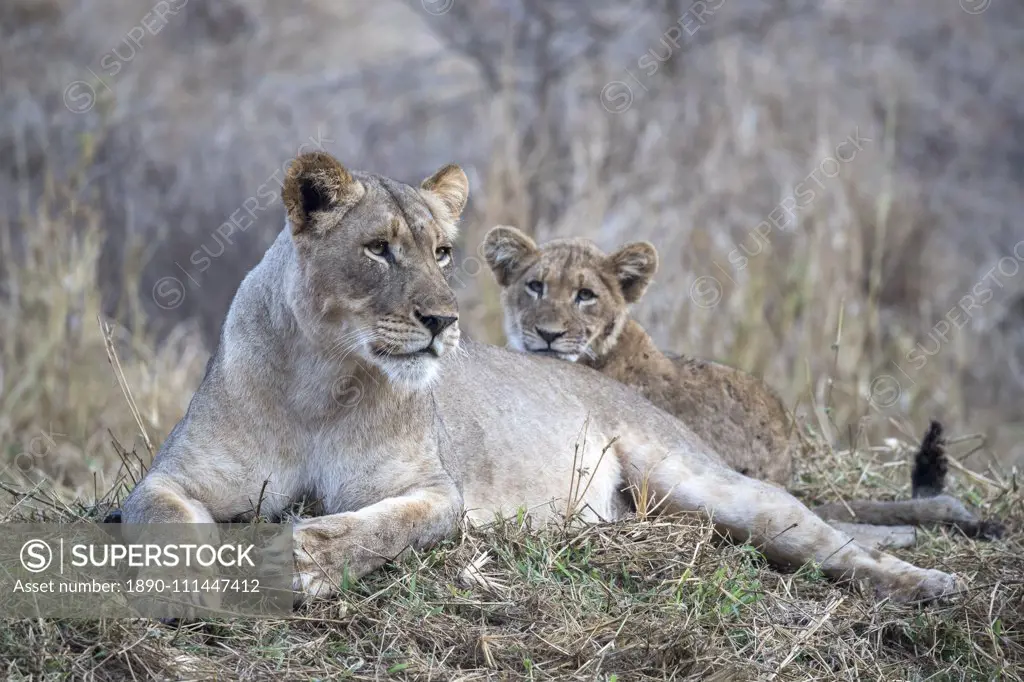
421 164 469 220
607 242 658 303
282 152 365 235
482 225 538 287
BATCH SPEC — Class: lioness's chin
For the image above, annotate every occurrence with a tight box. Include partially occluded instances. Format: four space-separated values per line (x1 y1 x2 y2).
371 353 442 390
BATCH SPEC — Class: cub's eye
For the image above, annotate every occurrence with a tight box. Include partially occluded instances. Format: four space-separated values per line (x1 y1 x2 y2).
576 288 596 303
365 240 389 258
436 246 452 265
526 280 544 295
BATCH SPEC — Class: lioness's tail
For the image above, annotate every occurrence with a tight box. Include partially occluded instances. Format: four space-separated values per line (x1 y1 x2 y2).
908 420 1003 538
813 420 1004 539
911 420 947 498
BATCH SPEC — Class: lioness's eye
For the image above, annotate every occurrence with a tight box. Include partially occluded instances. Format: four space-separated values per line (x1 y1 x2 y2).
526 280 544 295
436 246 452 264
576 288 596 302
365 240 389 258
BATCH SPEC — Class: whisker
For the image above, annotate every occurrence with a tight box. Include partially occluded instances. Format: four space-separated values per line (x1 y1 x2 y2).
324 327 378 365
321 327 372 359
329 330 377 364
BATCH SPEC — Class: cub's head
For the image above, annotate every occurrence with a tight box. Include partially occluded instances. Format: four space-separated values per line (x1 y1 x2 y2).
482 226 657 363
282 152 468 388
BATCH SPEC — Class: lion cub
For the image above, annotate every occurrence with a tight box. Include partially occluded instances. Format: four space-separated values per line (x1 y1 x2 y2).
483 226 795 484
482 226 1003 539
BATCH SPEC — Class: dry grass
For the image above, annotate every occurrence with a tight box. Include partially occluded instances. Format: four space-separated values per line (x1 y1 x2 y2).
0 168 207 499
0 427 1020 680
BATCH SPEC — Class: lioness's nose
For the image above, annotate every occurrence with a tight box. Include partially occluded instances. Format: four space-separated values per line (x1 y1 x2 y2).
416 311 458 336
536 327 566 345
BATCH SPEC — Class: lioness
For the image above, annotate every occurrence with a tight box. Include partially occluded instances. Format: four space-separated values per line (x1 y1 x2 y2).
121 151 960 603
481 226 999 538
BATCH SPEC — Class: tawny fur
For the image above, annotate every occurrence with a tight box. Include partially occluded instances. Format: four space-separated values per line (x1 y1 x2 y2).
120 154 963 608
597 320 795 485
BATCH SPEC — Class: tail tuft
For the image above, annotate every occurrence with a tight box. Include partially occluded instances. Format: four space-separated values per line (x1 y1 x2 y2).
974 519 1006 540
911 420 947 498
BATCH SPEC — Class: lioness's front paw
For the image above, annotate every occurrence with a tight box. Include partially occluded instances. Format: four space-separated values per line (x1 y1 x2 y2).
291 523 341 605
879 568 966 603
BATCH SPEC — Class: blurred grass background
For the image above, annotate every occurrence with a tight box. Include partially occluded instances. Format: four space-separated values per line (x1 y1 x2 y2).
1 0 1023 497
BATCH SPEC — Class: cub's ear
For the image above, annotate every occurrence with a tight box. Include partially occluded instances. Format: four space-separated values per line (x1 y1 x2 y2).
606 242 658 303
282 152 365 235
421 164 469 220
482 225 538 287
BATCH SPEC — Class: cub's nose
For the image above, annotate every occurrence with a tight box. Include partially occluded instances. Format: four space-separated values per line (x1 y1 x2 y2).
415 311 458 337
536 327 566 345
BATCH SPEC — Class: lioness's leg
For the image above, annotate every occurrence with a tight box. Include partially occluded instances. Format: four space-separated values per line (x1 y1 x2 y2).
121 474 217 524
827 521 917 550
120 475 223 616
293 487 462 600
630 453 959 600
762 482 920 549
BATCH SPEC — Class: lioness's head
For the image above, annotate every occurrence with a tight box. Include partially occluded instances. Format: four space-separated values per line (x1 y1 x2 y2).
482 226 657 363
282 152 468 388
